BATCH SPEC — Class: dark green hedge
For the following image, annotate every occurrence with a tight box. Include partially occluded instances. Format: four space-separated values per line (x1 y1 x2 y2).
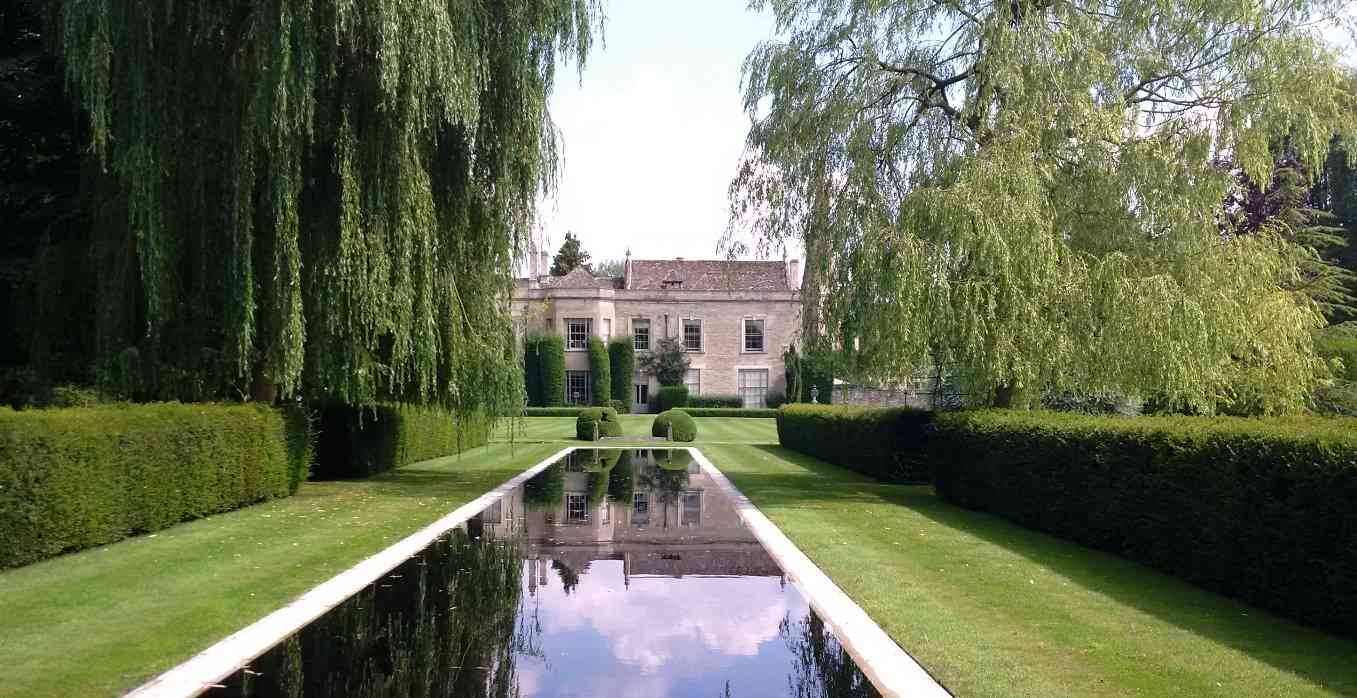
678 407 778 418
931 410 1357 637
523 335 544 406
525 406 585 417
653 410 697 442
538 334 566 406
776 404 934 483
609 337 635 413
689 394 742 408
0 402 313 568
313 404 488 479
587 336 611 405
657 385 689 411
576 407 622 440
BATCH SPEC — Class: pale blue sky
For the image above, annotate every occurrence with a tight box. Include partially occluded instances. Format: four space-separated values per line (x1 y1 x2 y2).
537 1 780 266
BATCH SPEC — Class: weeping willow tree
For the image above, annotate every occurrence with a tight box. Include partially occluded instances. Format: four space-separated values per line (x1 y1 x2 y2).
45 0 598 413
730 0 1357 413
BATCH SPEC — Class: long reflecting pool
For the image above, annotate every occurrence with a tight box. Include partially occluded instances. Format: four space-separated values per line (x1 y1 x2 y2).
208 449 882 697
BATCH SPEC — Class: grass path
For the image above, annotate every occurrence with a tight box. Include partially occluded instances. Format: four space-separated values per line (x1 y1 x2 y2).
702 442 1357 698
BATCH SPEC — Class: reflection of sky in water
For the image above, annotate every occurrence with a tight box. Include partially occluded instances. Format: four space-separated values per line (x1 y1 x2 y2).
517 560 807 697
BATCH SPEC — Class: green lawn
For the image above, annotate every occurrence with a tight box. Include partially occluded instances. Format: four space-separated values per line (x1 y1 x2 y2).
0 441 563 697
3 417 1353 697
703 442 1357 698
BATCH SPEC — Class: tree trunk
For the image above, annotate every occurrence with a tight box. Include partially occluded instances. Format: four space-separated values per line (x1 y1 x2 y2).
250 360 278 404
993 383 1029 409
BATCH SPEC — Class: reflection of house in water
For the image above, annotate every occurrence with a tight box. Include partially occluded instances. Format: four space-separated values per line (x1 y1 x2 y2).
491 449 785 593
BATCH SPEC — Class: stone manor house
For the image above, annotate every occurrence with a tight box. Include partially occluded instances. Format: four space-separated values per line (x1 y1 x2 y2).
513 253 802 411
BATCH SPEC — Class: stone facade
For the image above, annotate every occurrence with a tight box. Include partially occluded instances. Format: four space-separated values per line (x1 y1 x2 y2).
513 257 801 411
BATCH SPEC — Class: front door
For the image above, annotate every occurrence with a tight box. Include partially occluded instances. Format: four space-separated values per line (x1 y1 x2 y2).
634 380 649 410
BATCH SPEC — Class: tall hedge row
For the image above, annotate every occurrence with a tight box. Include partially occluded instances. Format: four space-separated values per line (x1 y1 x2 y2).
657 385 688 411
586 336 611 406
523 335 544 406
931 410 1357 637
538 334 566 406
608 336 635 413
314 404 489 479
775 404 933 483
0 403 313 568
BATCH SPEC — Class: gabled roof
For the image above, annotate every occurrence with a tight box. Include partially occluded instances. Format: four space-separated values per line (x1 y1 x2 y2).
627 260 789 291
540 267 610 289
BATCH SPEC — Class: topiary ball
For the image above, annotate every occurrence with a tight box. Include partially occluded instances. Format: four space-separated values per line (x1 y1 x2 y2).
576 407 622 440
652 409 697 442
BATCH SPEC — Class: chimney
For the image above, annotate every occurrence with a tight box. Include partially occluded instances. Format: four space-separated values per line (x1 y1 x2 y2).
624 248 632 289
539 251 549 277
788 259 800 289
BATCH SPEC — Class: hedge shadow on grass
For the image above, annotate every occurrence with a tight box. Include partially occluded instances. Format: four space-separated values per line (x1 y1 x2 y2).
730 444 1357 694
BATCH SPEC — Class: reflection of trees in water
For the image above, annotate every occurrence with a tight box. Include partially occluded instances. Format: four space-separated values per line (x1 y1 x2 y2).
607 451 636 502
214 530 527 697
550 559 581 595
780 610 882 698
524 462 564 510
638 459 690 506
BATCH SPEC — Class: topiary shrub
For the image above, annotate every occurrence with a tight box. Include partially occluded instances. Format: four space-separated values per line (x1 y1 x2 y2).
657 385 689 411
575 407 622 440
652 409 697 442
688 394 742 408
538 334 566 406
587 336 611 405
776 404 934 483
931 409 1357 638
313 404 488 479
609 336 635 413
0 402 312 568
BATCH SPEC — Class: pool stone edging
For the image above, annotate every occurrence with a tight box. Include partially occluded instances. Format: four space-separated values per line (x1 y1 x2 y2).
688 447 952 698
127 446 574 698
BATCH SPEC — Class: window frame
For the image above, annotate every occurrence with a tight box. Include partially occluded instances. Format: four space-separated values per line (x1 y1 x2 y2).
565 318 592 351
738 368 770 408
680 490 702 526
566 370 591 405
742 318 766 353
566 493 588 523
683 368 700 396
632 318 651 351
682 318 703 353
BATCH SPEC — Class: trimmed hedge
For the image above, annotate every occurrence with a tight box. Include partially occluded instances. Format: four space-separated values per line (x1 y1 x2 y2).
652 410 697 442
587 336 611 405
0 402 313 568
678 407 778 418
524 406 585 417
523 335 544 406
576 407 623 440
539 334 566 406
657 385 689 411
313 404 488 479
688 394 742 408
609 336 635 413
776 404 933 483
931 410 1357 637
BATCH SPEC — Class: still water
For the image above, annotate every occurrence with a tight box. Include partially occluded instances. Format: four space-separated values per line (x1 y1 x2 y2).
209 449 882 697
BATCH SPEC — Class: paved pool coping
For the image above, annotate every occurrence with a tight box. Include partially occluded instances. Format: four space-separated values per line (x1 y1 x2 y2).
127 446 574 698
689 447 951 698
131 445 950 698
